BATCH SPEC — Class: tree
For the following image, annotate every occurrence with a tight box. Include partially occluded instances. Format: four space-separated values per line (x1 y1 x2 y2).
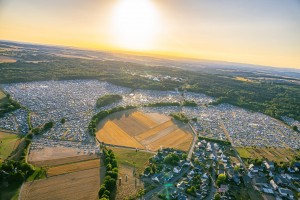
44 121 54 130
216 174 226 187
98 185 106 198
293 125 298 132
60 118 66 124
234 165 240 172
164 153 180 166
214 193 221 200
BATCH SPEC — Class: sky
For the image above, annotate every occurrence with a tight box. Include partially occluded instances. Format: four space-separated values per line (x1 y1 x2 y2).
0 0 300 69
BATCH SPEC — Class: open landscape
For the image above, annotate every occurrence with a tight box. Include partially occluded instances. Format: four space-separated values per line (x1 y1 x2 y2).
1 1 300 199
96 110 194 151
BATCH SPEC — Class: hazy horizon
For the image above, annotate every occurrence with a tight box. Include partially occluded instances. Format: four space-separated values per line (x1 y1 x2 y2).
1 0 300 69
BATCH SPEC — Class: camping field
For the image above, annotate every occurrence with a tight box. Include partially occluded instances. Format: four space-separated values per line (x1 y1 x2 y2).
96 111 193 151
0 131 21 163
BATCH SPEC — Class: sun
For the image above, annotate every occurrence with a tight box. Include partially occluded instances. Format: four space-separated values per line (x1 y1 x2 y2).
111 0 159 50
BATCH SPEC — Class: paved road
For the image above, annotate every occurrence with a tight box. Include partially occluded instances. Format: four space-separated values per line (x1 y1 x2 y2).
187 122 198 161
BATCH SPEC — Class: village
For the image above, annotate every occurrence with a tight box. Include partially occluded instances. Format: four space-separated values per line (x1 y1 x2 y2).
142 136 300 200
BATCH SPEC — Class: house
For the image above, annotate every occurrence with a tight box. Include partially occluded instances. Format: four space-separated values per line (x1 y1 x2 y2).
252 166 259 173
262 188 274 194
233 174 240 185
165 172 173 182
270 179 278 190
209 153 215 160
267 161 275 170
263 161 270 170
278 188 294 199
218 184 229 193
173 166 181 174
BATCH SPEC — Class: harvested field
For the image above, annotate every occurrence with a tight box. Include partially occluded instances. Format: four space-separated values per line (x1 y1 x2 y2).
20 168 100 200
29 154 99 167
236 147 298 163
97 121 144 149
47 159 100 177
96 111 193 151
0 56 16 63
28 146 99 166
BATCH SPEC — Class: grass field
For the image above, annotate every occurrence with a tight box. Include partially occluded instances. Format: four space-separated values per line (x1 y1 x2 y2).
96 111 193 151
109 147 154 199
47 159 100 177
20 168 100 200
236 147 298 163
0 89 6 100
0 131 21 163
109 147 154 173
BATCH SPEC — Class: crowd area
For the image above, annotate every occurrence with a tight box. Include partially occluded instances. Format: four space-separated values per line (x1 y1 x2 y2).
0 80 299 149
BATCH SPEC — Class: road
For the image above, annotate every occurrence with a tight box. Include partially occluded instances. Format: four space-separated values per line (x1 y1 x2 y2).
187 122 198 161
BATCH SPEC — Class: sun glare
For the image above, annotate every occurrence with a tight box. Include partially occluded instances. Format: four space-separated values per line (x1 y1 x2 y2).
111 0 159 50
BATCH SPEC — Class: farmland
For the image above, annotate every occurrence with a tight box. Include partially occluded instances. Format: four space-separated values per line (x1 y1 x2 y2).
108 147 154 199
109 147 154 173
0 131 21 163
28 145 99 167
20 168 100 200
236 147 299 163
96 110 193 151
47 159 100 177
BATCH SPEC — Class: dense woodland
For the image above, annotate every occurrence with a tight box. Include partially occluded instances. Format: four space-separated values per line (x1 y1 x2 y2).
96 95 123 108
0 57 299 121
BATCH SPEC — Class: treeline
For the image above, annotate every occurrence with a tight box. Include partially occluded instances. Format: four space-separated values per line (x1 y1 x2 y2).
170 112 189 123
96 95 122 108
0 160 35 185
144 102 180 107
0 94 21 117
198 136 231 145
88 106 136 136
31 121 55 135
98 148 118 200
182 100 197 107
0 131 45 194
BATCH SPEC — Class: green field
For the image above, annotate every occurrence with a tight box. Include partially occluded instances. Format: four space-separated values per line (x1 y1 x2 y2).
0 89 7 105
109 147 154 173
236 147 298 163
0 131 21 163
